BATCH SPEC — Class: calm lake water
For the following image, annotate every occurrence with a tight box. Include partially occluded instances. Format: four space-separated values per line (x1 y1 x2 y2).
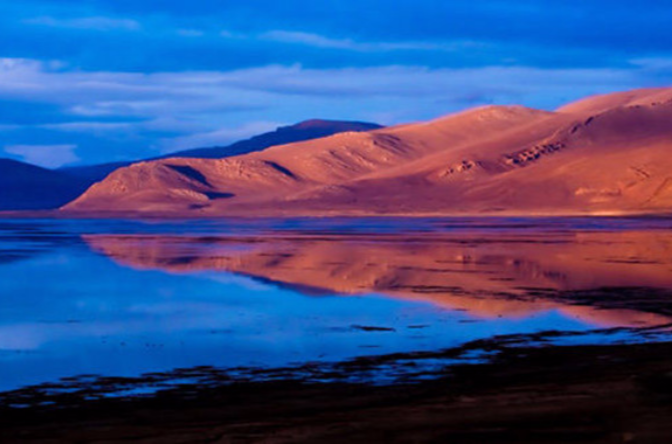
1 217 671 393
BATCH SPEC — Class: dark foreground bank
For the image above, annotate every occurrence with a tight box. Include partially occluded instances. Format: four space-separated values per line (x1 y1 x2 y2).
2 337 672 444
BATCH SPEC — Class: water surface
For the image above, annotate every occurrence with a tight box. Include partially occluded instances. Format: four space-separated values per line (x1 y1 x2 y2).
1 217 671 393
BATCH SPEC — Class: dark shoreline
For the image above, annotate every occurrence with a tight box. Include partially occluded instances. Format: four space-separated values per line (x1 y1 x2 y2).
3 210 672 220
3 334 672 443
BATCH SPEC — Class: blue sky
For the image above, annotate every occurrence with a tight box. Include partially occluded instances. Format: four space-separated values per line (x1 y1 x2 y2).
0 0 670 167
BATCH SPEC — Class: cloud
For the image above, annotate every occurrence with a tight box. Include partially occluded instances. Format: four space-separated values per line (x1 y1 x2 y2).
0 1 668 167
39 122 134 133
260 30 476 52
195 64 652 102
2 0 671 76
161 121 283 153
2 57 658 119
24 16 141 31
630 57 672 75
260 31 360 50
4 144 79 168
0 56 669 164
219 30 245 39
216 29 479 53
177 29 205 37
0 58 265 117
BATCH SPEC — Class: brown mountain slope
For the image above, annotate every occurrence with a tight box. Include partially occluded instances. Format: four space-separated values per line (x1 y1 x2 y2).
302 98 672 215
59 119 382 184
63 87 672 216
556 87 672 115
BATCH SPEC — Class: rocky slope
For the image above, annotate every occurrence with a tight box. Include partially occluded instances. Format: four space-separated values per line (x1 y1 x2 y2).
59 119 382 184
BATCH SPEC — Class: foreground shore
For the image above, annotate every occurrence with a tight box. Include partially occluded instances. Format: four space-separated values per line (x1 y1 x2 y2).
2 339 672 443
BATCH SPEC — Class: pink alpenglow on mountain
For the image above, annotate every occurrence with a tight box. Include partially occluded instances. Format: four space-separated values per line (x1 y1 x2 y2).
63 87 672 216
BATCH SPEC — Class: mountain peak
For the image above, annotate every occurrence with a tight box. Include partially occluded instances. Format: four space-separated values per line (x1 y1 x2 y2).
557 87 672 115
287 119 383 131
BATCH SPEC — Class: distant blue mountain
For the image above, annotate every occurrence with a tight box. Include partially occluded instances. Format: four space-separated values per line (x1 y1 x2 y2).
0 159 89 210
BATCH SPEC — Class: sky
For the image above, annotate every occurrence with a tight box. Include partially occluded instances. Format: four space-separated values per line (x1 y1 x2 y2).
0 0 670 168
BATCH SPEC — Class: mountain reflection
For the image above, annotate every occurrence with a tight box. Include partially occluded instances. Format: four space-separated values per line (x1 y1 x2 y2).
84 230 672 328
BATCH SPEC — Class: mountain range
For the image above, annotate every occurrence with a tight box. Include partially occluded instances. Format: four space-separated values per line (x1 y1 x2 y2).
62 87 672 217
0 120 382 211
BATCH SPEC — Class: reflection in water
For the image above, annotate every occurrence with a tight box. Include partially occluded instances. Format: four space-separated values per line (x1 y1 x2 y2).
85 230 672 327
0 218 671 393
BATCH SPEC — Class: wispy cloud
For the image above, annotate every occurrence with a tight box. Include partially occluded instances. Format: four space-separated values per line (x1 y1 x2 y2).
4 144 79 168
24 16 141 31
161 121 283 152
2 57 654 114
0 57 668 163
212 29 481 53
40 122 134 133
204 64 650 100
260 30 477 52
177 29 205 38
219 30 245 39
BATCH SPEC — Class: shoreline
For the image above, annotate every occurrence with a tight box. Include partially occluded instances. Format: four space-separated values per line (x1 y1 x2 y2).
2 330 672 443
3 210 672 220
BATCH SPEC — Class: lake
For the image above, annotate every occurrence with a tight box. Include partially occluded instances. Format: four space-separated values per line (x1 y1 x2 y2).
1 217 671 397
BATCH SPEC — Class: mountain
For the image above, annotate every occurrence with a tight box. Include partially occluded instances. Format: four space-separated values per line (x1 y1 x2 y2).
0 159 89 211
59 119 383 184
58 161 132 185
0 119 380 211
166 119 383 159
63 87 672 216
